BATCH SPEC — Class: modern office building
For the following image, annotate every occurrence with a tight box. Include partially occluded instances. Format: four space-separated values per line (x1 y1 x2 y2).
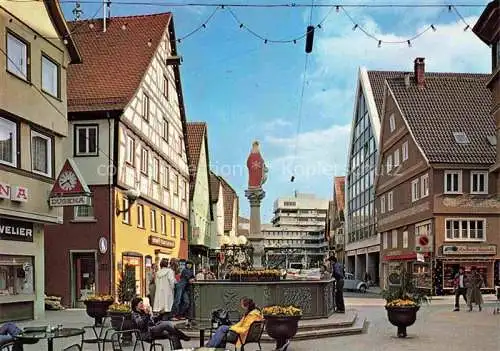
345 68 405 282
272 192 328 228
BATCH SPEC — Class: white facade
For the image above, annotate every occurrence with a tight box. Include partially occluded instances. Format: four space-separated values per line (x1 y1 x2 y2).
210 181 225 249
272 193 328 228
118 26 189 217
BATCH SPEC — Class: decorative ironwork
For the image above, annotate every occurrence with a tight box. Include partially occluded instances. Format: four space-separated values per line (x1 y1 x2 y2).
282 287 312 314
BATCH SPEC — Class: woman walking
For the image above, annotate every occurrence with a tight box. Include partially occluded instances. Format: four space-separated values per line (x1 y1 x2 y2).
153 259 176 320
466 266 484 312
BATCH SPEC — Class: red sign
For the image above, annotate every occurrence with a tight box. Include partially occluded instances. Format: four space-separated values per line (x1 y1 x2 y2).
50 159 90 196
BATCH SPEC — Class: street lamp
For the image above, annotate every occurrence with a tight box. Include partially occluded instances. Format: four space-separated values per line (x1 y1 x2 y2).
115 188 140 215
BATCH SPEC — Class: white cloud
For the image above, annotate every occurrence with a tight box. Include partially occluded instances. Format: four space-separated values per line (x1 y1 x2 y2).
263 118 293 131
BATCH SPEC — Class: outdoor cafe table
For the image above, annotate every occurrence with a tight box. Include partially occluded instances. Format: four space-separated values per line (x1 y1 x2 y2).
16 328 84 351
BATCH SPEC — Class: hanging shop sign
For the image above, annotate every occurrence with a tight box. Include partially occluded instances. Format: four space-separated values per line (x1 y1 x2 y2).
98 237 108 254
148 235 175 249
49 158 91 207
442 244 496 256
0 218 33 242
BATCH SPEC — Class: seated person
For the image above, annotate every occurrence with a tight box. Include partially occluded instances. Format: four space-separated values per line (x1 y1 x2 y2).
0 322 23 351
206 297 263 348
131 297 190 350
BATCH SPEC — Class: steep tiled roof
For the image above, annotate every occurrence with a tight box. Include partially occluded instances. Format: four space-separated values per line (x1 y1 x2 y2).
209 171 220 204
218 176 238 232
67 13 171 112
334 176 345 212
186 122 207 200
387 73 494 164
367 71 406 117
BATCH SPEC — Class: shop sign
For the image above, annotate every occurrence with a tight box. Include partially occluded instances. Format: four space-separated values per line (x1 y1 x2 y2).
367 246 379 253
49 158 91 207
98 237 108 254
442 244 496 256
0 218 33 242
0 182 28 202
148 235 175 249
356 248 367 255
346 250 356 256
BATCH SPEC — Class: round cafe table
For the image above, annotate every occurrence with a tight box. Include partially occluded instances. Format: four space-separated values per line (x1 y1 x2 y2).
16 328 84 351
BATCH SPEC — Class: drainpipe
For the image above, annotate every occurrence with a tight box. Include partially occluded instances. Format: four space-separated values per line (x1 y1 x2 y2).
108 115 113 295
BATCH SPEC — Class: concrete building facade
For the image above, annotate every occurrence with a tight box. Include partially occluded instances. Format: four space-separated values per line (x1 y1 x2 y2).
272 192 328 228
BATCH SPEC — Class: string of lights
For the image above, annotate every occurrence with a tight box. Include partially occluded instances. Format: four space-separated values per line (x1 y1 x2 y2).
176 5 221 42
53 1 486 9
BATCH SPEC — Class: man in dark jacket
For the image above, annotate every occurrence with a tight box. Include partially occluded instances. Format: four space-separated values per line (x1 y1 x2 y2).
173 261 195 320
328 256 345 313
0 322 23 351
131 297 189 349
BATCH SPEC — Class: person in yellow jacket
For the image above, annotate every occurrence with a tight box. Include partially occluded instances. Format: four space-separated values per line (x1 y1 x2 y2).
206 297 263 348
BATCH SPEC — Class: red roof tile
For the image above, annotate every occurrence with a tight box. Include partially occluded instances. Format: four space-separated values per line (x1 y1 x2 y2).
186 122 207 200
334 176 345 212
67 13 171 112
386 73 494 164
218 176 239 232
209 171 220 204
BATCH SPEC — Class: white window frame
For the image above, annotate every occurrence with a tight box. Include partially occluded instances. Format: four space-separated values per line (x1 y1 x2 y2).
160 214 166 235
7 32 28 80
0 117 17 167
163 166 170 189
183 180 188 200
180 221 185 239
175 174 179 195
444 170 462 194
151 209 157 232
142 93 150 121
163 75 169 100
470 171 488 194
387 191 394 211
383 232 388 249
380 195 386 214
421 173 429 198
152 157 160 182
137 204 144 228
386 155 393 173
171 217 176 238
411 179 420 202
445 218 486 242
162 118 169 142
389 114 395 132
41 55 59 97
392 230 398 248
126 135 135 164
75 125 98 156
31 130 52 177
402 230 408 248
393 149 400 168
74 205 95 221
122 197 130 224
402 141 409 161
140 147 148 174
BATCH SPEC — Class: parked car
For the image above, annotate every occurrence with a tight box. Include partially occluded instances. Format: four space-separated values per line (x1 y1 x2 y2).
343 273 368 293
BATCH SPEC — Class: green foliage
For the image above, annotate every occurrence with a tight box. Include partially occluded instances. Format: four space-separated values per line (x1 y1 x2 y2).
381 267 429 306
117 265 136 303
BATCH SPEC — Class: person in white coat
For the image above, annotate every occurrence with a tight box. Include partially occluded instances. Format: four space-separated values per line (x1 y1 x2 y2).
153 258 176 320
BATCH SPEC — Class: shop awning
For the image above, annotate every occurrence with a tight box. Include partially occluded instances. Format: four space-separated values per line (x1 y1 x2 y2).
383 252 430 261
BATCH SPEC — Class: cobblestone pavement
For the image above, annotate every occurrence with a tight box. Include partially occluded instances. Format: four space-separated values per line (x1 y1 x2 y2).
14 296 499 351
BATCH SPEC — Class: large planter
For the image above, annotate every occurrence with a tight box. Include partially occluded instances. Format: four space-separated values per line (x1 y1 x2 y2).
264 315 301 349
385 305 420 338
84 300 113 326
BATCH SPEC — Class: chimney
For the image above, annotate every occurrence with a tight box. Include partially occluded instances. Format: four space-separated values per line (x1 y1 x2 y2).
414 57 425 88
404 73 410 88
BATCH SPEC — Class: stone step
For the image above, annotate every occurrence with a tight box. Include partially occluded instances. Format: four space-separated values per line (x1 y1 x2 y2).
180 310 366 341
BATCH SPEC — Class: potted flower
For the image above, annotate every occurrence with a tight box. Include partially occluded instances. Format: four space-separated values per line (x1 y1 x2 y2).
382 268 429 338
262 305 302 349
83 294 114 326
108 303 133 331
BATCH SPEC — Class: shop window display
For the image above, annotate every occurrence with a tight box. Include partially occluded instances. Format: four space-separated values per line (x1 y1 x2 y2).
413 263 432 290
443 263 490 289
0 255 34 296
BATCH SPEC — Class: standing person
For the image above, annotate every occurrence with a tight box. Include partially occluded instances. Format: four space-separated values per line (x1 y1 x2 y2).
172 261 195 320
153 259 176 320
453 266 467 311
328 256 345 313
148 263 157 310
466 267 484 312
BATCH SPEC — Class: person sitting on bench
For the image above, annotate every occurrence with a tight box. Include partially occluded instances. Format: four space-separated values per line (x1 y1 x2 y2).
206 297 263 348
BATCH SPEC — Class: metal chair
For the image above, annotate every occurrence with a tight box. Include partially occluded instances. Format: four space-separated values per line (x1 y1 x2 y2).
0 342 15 351
63 344 82 351
275 340 291 351
227 320 265 351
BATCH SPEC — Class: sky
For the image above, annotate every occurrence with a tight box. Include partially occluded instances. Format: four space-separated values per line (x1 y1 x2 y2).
61 1 491 222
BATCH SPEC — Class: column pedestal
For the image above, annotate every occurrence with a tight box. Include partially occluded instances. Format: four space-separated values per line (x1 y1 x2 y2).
245 188 265 269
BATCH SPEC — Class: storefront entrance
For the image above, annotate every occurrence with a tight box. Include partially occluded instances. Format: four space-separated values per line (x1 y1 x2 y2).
70 251 97 308
122 253 144 297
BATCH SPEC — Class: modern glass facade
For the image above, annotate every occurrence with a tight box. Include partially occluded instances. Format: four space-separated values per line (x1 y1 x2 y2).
346 92 377 244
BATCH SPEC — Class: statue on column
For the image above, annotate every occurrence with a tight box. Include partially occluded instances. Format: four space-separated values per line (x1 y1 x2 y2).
247 141 268 189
